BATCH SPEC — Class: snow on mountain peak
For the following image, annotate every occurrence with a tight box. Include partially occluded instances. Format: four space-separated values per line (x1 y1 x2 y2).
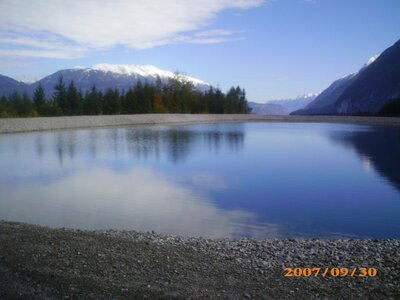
91 64 173 78
88 63 209 86
302 92 320 98
339 54 380 81
365 54 379 66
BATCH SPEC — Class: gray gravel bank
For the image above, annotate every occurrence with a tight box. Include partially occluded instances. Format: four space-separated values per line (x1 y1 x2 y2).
1 114 400 134
0 221 398 299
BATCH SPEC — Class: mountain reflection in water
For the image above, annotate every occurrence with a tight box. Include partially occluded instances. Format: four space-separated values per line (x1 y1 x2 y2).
329 126 400 193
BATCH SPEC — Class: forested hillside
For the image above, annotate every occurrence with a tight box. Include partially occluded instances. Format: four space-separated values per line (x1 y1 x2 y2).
0 75 250 117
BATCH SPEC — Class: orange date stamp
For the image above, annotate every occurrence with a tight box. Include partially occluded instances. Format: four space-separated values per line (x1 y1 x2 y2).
284 267 378 278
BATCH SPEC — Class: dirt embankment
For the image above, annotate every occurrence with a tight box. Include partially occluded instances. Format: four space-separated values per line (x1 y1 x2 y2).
1 114 400 134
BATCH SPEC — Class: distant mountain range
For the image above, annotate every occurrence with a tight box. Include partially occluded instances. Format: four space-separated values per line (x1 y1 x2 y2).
293 39 400 115
2 39 400 116
249 93 319 115
0 74 27 97
0 64 210 98
248 102 287 115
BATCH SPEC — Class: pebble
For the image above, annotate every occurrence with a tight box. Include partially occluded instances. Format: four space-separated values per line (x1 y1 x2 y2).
0 220 398 299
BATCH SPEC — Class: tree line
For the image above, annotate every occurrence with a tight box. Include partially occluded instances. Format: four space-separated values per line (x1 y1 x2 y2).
378 97 400 117
0 75 251 117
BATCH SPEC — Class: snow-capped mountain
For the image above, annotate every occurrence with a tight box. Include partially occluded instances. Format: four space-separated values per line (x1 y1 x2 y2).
29 64 210 97
267 93 320 113
0 64 210 98
291 54 380 115
75 64 208 87
248 102 287 115
101 64 205 85
292 39 400 115
291 73 359 115
249 93 320 115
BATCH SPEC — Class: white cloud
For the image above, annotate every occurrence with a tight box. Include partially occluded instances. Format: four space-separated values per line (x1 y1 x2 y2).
0 0 264 58
189 173 228 190
195 29 238 38
0 48 87 59
189 36 244 44
14 74 43 83
187 29 244 44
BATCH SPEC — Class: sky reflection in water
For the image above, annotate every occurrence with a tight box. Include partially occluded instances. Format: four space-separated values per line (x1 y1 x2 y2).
0 122 399 238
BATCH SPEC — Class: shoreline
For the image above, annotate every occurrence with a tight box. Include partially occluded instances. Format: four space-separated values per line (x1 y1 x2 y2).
1 114 400 134
0 220 399 299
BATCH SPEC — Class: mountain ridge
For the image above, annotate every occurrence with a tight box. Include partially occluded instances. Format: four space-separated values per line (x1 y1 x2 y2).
335 40 400 114
0 74 27 97
249 93 319 115
0 64 210 98
292 39 400 115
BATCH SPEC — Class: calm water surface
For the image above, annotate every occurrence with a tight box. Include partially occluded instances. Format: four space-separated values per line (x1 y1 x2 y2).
0 122 399 238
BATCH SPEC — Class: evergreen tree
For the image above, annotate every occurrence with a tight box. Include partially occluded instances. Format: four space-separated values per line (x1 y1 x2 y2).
103 88 122 114
135 80 146 113
379 98 400 116
238 87 246 113
155 75 163 92
8 90 21 116
82 85 102 115
225 87 237 113
141 82 154 113
0 95 9 117
7 91 34 117
1 75 252 117
53 75 68 114
40 100 62 116
205 87 215 113
21 91 35 117
33 83 46 114
66 81 81 115
178 78 194 113
167 74 182 112
206 87 225 114
123 87 138 114
216 89 225 113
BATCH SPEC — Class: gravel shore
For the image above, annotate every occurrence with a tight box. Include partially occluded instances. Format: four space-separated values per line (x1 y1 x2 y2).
0 221 399 299
1 114 400 134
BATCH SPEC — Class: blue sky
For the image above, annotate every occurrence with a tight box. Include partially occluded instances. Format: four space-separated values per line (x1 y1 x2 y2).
0 0 399 102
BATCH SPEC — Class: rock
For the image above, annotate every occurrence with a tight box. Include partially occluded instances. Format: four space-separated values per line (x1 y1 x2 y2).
243 292 251 298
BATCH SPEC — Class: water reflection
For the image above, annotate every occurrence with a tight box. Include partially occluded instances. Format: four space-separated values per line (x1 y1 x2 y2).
0 125 244 187
41 125 245 165
1 122 399 238
35 134 44 159
330 126 400 192
0 167 278 238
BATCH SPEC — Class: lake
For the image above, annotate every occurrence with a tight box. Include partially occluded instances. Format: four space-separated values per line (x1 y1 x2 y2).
0 122 399 238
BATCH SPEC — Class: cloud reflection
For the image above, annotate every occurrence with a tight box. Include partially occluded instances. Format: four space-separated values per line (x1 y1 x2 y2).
188 173 228 190
0 167 280 238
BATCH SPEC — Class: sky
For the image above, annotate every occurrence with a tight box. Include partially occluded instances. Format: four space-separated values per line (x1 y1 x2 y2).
0 0 399 103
